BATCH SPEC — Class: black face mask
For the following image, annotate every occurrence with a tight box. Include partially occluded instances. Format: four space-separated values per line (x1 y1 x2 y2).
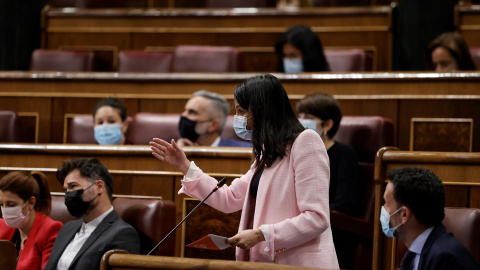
64 184 97 218
178 116 200 142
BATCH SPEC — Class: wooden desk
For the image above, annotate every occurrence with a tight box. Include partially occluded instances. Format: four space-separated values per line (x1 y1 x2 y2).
41 6 393 71
372 148 480 270
1 71 480 151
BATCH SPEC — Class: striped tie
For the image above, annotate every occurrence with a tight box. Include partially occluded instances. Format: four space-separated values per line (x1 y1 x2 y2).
400 250 416 270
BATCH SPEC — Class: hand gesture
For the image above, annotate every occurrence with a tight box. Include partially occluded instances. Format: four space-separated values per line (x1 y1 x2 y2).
150 138 191 175
227 228 265 250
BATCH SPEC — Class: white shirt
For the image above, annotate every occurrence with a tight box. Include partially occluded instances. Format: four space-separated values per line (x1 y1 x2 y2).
210 136 221 147
56 207 114 270
409 226 434 270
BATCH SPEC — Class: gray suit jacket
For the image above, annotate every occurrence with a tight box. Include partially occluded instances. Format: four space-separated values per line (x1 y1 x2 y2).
44 210 140 270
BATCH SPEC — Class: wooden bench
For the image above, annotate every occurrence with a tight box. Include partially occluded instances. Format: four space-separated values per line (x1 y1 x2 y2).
41 6 393 70
1 72 480 151
372 147 480 270
0 144 251 257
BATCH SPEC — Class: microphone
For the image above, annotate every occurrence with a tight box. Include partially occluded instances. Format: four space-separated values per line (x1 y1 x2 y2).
147 177 227 255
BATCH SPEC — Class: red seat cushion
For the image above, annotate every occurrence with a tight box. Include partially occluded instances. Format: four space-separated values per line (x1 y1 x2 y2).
0 111 19 143
173 45 241 72
325 49 372 72
118 51 172 73
30 49 95 72
127 113 181 145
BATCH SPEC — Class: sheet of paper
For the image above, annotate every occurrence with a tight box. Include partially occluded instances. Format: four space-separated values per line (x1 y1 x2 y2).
185 234 231 250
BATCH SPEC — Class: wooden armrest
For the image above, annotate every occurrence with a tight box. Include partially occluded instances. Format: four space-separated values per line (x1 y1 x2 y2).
330 210 373 240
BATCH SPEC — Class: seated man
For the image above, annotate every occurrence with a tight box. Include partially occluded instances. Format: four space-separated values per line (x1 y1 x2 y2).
177 90 252 147
44 158 140 270
382 166 480 270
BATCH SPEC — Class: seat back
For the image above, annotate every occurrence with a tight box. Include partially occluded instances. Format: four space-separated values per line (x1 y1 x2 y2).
325 49 372 72
49 193 176 256
118 51 173 73
0 240 16 270
127 113 180 145
30 49 95 72
335 116 394 163
172 45 241 72
65 114 133 144
443 207 480 264
65 115 96 144
0 111 19 143
128 113 242 144
470 47 480 68
335 116 394 222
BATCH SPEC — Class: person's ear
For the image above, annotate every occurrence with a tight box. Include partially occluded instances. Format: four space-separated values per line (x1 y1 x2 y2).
27 196 36 211
121 120 129 134
401 206 411 224
320 119 334 133
207 119 221 133
95 180 105 195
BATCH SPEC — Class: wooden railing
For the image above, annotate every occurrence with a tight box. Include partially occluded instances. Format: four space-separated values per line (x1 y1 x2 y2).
372 148 480 270
100 250 325 270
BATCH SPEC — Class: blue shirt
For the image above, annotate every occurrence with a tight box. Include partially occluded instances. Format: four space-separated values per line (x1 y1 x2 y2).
409 226 434 270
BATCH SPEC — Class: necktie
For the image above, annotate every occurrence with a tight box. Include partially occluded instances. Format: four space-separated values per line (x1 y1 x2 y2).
400 250 416 270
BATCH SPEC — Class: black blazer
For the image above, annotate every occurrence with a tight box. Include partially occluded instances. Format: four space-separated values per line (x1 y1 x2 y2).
44 210 140 270
418 224 480 270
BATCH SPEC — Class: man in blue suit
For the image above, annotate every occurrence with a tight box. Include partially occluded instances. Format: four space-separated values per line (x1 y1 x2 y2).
382 167 479 270
177 90 252 147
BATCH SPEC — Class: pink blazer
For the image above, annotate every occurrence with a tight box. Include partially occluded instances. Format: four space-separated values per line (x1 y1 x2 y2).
180 129 339 269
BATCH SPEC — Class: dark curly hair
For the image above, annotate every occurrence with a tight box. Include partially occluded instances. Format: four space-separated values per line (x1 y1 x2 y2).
57 158 113 202
387 166 445 226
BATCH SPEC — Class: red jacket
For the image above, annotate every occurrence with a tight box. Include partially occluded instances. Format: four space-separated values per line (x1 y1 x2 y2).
0 212 63 270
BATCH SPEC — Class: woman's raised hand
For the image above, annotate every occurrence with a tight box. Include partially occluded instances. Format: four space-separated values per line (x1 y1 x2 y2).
150 138 191 175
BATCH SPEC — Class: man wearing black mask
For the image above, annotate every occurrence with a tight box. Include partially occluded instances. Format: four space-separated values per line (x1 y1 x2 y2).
44 158 140 270
177 90 252 147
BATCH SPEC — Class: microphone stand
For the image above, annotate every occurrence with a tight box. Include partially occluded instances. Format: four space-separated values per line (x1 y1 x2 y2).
147 177 227 255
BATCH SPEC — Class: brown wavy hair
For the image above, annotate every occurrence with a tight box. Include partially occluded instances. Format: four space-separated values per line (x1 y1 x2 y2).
0 171 52 214
426 32 477 71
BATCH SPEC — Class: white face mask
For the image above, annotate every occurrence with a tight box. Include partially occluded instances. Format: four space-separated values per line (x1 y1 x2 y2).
233 115 252 140
283 58 304 73
1 201 30 228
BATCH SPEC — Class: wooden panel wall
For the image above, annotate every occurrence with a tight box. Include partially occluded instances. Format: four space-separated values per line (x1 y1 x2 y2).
1 72 480 151
0 144 252 257
41 6 393 71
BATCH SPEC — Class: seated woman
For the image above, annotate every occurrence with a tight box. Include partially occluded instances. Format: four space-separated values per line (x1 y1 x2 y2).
296 92 359 216
275 25 330 73
0 171 63 270
92 97 129 145
426 31 477 72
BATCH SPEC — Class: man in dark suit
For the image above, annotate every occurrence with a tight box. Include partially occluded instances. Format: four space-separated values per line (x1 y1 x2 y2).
177 90 252 147
381 167 479 270
44 158 140 270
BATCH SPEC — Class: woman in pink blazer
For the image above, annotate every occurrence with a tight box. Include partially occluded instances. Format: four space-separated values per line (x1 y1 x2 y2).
151 74 339 268
0 171 63 270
